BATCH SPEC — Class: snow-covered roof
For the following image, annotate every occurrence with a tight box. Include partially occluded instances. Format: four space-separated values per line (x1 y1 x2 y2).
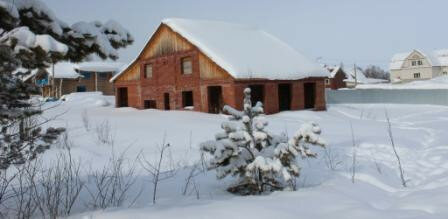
16 62 80 80
21 61 125 80
50 62 124 78
390 49 448 70
112 18 325 82
51 62 80 79
75 62 125 73
324 65 343 78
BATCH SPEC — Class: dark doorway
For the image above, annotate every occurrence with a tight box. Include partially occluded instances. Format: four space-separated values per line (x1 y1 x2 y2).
144 100 156 109
207 86 223 114
304 82 316 109
278 83 291 111
164 93 170 110
76 85 86 92
248 85 264 106
117 87 128 107
182 91 194 108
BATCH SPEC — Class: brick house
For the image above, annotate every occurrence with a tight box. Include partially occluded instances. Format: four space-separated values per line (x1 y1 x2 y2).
111 18 327 114
324 65 348 90
26 62 124 98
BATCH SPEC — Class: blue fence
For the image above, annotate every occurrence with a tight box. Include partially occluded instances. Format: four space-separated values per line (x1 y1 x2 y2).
326 89 448 106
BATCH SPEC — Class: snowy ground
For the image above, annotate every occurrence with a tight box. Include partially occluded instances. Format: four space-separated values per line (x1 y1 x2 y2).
38 92 448 219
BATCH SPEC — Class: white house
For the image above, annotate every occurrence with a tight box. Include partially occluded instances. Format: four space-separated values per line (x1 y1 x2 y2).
389 49 448 83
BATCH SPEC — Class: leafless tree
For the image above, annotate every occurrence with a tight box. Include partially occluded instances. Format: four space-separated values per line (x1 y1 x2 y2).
385 110 407 187
139 136 176 204
364 65 390 80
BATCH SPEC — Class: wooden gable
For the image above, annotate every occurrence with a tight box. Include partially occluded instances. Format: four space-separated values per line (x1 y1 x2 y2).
115 23 233 83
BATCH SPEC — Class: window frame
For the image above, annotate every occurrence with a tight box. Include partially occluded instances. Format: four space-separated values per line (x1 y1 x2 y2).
144 64 153 79
181 57 193 75
80 71 91 79
76 85 86 92
98 72 109 80
144 100 157 109
413 73 421 79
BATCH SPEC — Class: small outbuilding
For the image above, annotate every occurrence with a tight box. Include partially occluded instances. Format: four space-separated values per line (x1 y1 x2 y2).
25 62 124 98
111 18 327 114
324 65 348 90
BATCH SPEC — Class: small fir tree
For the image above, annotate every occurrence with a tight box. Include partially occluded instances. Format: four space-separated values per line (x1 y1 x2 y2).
201 88 326 195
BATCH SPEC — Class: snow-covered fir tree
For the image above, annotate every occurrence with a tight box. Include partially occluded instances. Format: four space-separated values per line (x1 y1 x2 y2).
0 0 133 170
201 88 327 195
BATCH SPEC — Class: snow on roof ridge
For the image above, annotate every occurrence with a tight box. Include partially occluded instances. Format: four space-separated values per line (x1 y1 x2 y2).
75 61 125 73
112 18 325 82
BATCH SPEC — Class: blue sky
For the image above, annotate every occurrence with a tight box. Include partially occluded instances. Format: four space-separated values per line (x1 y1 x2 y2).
46 0 448 69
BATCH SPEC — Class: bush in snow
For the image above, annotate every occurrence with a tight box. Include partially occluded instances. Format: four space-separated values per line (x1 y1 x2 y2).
200 88 326 195
0 0 133 171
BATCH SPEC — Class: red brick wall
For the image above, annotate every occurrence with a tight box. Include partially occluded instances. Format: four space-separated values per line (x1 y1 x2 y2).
114 50 327 114
232 78 326 113
137 49 203 111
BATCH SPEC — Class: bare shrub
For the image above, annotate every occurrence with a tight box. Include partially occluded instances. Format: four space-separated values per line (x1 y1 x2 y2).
0 169 17 212
323 146 342 171
33 149 84 218
86 148 140 210
139 136 176 204
81 110 90 132
350 123 357 183
385 111 407 187
182 164 204 197
58 131 74 150
370 153 383 175
95 120 114 145
9 162 40 219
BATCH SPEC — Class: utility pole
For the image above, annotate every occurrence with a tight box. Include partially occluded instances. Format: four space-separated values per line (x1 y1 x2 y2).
95 72 98 91
354 63 358 87
51 62 55 97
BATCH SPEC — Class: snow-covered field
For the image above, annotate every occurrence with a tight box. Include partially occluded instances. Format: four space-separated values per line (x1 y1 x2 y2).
39 92 448 219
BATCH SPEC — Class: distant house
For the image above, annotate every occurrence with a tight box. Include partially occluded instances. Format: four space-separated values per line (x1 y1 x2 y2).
323 65 386 89
110 18 327 114
344 67 388 88
389 49 448 83
324 65 348 89
25 62 124 97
